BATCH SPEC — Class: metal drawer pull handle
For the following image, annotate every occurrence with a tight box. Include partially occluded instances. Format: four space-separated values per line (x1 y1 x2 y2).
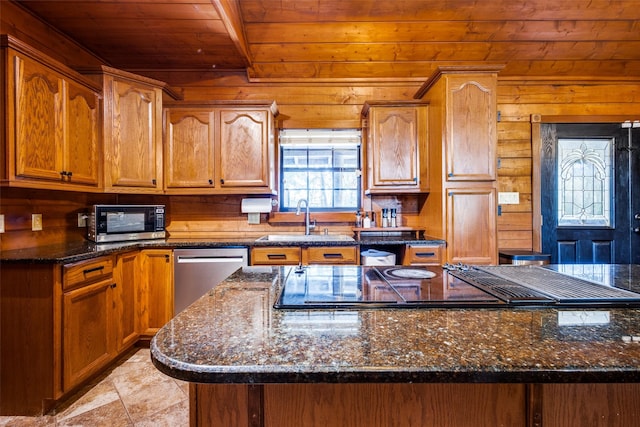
416 252 435 257
83 266 105 275
323 253 344 259
267 254 287 259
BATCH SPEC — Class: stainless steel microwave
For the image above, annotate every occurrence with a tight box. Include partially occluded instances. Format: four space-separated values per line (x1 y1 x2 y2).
87 205 166 243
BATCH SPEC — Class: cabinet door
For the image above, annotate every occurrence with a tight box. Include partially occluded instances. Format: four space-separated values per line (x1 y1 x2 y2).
65 80 100 186
446 188 497 264
219 109 270 188
13 54 64 181
114 251 139 352
138 249 173 337
445 75 497 181
62 278 114 391
164 109 216 190
105 79 162 191
369 107 418 188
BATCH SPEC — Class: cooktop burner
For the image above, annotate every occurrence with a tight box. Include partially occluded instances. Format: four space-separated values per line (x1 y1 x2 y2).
382 267 437 279
273 265 503 309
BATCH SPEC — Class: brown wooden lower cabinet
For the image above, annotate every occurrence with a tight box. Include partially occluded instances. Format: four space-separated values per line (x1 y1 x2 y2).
251 247 301 265
137 249 174 338
62 277 114 391
114 251 140 351
251 246 359 266
0 249 173 415
190 382 640 427
303 246 358 264
402 243 444 265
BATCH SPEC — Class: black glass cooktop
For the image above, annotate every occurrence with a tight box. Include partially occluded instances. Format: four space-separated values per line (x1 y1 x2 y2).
274 265 504 309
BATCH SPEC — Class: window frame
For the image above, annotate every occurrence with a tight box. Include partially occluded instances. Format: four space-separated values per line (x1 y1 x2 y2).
278 129 362 213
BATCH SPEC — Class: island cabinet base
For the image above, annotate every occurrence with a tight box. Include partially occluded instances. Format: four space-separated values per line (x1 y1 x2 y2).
190 383 527 427
190 382 640 427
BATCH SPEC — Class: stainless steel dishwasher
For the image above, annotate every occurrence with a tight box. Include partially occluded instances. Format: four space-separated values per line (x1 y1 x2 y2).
173 248 248 314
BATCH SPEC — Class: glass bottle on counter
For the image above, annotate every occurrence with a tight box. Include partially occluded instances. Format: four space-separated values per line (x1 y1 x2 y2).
390 208 397 227
355 210 362 228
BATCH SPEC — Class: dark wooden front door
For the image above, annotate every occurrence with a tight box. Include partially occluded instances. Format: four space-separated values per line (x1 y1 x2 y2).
541 123 640 264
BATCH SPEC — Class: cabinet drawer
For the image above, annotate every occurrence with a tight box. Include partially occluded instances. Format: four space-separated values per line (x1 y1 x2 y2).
63 256 114 290
305 246 358 265
251 247 301 265
402 245 443 266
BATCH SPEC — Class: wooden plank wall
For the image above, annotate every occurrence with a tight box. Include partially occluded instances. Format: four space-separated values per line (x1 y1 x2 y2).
497 80 640 251
3 3 640 253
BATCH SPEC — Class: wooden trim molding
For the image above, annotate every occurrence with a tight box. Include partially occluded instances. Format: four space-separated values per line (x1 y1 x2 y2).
531 115 542 252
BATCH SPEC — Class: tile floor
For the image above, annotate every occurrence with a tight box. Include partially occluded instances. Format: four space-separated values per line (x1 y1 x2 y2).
0 347 189 426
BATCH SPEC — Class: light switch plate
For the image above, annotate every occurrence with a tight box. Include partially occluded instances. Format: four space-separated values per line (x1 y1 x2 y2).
78 213 87 227
0 214 4 233
32 213 43 231
498 192 520 205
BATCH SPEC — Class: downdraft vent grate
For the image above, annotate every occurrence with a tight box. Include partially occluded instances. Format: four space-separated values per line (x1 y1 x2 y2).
448 270 554 304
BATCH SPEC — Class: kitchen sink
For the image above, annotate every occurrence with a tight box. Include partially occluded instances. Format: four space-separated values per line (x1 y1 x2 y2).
256 234 355 242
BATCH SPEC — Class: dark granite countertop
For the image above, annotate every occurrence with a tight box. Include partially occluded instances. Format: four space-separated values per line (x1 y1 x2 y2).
150 264 640 384
0 235 444 263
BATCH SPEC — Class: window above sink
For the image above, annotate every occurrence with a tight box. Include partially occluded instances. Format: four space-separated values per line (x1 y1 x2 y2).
279 129 362 212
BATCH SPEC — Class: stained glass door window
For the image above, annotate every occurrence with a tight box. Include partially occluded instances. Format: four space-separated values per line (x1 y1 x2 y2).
557 138 613 227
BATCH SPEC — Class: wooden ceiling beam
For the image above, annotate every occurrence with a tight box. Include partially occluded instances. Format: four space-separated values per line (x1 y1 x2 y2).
211 0 253 67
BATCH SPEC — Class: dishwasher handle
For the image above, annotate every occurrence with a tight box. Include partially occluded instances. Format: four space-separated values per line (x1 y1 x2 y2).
176 256 246 264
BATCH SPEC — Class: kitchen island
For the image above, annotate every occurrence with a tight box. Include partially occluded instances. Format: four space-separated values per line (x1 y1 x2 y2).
151 265 640 427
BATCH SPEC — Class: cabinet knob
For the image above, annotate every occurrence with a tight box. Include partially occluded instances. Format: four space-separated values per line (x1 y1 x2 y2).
220 178 225 184
152 178 157 185
110 283 117 288
208 179 213 185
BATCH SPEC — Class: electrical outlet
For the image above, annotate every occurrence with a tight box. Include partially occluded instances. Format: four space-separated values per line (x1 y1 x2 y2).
0 214 4 233
32 213 43 231
78 213 87 227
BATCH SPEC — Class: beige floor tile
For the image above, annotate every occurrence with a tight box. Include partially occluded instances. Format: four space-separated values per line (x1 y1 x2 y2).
0 416 56 426
55 380 120 421
56 400 131 427
0 348 188 426
132 400 189 427
116 376 186 424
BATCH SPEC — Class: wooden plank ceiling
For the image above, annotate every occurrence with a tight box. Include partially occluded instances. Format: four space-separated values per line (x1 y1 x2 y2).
13 0 640 81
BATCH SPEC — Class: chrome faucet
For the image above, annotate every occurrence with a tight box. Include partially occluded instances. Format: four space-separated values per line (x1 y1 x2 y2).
296 199 316 235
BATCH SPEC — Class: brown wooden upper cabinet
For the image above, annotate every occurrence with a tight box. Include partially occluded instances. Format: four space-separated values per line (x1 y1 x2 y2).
415 67 499 182
163 101 278 195
1 35 101 191
361 101 429 194
83 66 165 193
